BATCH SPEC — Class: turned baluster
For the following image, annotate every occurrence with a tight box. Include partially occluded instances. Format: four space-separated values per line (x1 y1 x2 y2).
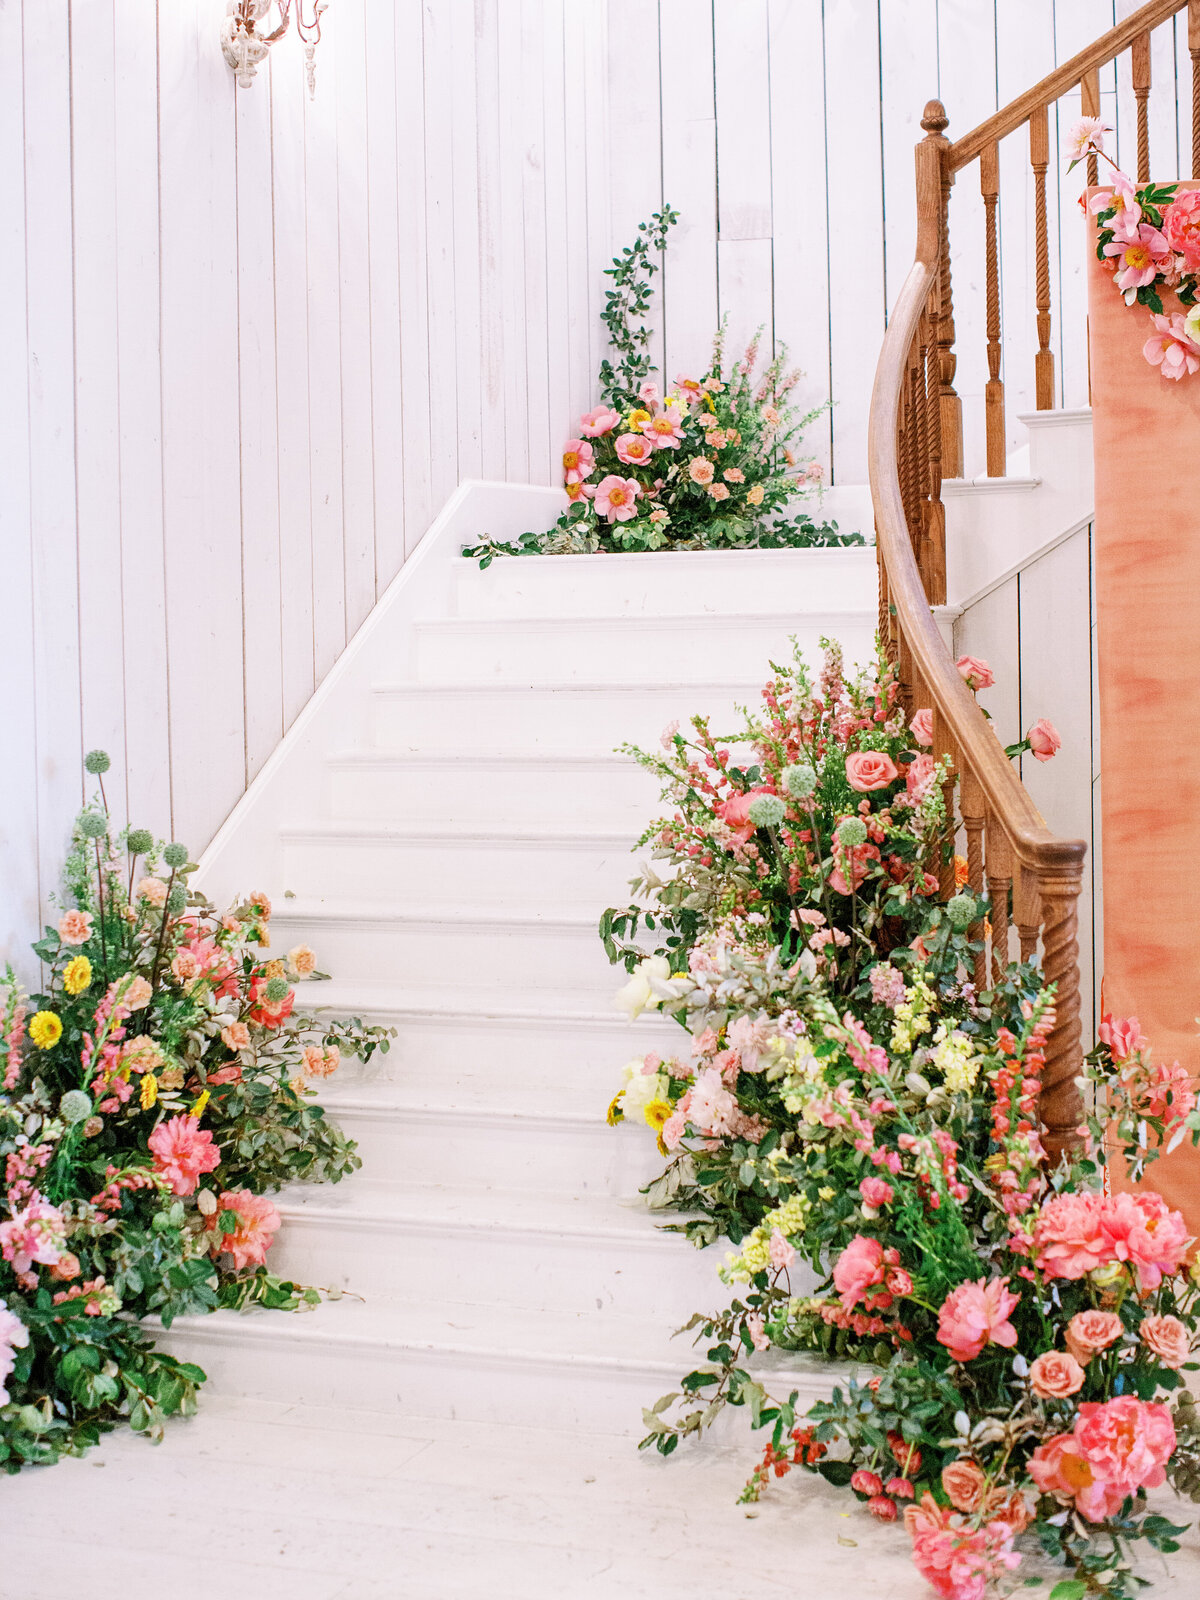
914 319 931 592
922 285 947 606
959 767 987 990
984 819 1012 983
1014 866 1041 964
980 139 1005 478
1081 67 1101 190
1037 858 1085 1162
1132 30 1151 184
919 100 962 480
1030 104 1055 411
1191 0 1200 178
931 711 957 900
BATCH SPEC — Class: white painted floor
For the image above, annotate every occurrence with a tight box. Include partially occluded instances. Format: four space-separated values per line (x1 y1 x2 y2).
6 1394 1200 1600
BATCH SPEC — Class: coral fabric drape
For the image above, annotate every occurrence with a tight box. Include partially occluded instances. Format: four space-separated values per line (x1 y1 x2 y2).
1088 183 1200 1234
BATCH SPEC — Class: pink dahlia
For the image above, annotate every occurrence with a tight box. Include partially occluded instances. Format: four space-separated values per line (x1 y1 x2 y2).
148 1114 221 1196
936 1277 1019 1363
211 1189 281 1269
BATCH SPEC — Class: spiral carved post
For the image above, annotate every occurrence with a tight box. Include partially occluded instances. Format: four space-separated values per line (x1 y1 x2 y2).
1133 31 1152 183
1030 104 1055 411
1037 857 1086 1163
918 101 962 481
1191 0 1200 178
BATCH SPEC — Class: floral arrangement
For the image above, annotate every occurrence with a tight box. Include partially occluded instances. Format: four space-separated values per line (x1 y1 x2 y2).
0 750 391 1471
1069 117 1200 380
603 641 1200 1599
464 209 864 563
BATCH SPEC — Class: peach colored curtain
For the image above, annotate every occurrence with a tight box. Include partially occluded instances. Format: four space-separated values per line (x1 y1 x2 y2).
1088 183 1200 1233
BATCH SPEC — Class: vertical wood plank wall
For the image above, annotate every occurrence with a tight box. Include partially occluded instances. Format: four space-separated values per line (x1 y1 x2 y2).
1 0 1190 963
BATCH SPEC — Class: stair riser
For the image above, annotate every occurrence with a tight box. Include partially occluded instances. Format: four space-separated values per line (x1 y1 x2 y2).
278 834 646 913
267 1209 723 1320
270 916 616 999
414 615 876 685
326 1110 662 1196
451 549 879 620
324 757 660 829
370 684 763 754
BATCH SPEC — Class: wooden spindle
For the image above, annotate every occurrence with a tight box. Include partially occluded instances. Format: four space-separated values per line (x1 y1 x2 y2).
1081 67 1101 188
922 283 947 606
1038 859 1085 1162
985 820 1012 983
1132 30 1152 183
1014 866 1040 964
919 100 962 479
931 712 957 900
960 768 987 990
1191 0 1200 177
980 139 1005 477
1029 104 1055 411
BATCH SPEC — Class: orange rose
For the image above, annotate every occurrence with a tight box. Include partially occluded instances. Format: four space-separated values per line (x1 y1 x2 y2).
1141 1313 1191 1369
1029 1350 1085 1399
941 1458 987 1513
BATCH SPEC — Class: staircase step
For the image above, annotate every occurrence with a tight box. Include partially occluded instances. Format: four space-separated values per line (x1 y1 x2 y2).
278 824 647 912
266 1178 727 1319
413 610 876 685
450 546 879 619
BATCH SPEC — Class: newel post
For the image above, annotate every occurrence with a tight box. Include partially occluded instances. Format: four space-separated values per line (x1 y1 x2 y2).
1037 854 1086 1164
916 101 963 483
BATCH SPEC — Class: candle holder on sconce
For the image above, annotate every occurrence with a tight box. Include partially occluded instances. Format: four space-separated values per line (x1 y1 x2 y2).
220 0 330 97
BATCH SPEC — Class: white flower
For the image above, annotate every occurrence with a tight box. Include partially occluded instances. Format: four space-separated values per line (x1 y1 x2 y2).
620 1061 668 1118
613 954 672 1019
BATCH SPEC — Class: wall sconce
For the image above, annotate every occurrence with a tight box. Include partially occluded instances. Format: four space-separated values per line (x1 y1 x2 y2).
221 1 330 97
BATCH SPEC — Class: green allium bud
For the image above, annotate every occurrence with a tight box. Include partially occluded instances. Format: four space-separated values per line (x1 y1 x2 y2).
747 794 786 830
84 749 111 775
782 763 817 801
162 842 189 869
78 812 108 840
946 892 976 930
126 829 154 856
836 816 868 848
264 976 290 1002
166 887 187 915
59 1089 93 1125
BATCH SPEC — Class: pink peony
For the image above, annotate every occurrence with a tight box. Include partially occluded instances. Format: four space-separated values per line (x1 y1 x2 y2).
909 707 934 747
641 403 685 450
210 1188 281 1269
1098 1012 1148 1060
592 474 641 524
561 439 595 485
1065 1308 1124 1365
1028 1431 1117 1521
1140 1313 1191 1369
58 910 94 946
1032 1397 1179 1522
1026 718 1060 762
148 1114 221 1196
1105 222 1171 292
614 431 655 467
1034 1189 1190 1292
844 751 899 792
1143 311 1200 380
1029 1350 1085 1398
579 405 620 437
955 656 994 691
936 1277 1019 1363
1162 187 1200 271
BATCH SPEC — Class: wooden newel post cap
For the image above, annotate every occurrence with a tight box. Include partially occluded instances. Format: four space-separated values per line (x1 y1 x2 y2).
921 100 949 136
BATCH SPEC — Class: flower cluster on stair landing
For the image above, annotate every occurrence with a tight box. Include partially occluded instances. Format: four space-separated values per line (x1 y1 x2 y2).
0 751 390 1471
605 638 1200 1600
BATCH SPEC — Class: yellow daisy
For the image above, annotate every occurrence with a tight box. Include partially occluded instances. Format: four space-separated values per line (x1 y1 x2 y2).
63 955 93 996
643 1098 673 1132
29 1011 63 1050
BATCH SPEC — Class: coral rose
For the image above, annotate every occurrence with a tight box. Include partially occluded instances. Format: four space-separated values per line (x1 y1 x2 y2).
850 1469 883 1497
936 1276 1019 1363
955 655 994 691
833 1234 891 1312
1140 1313 1191 1369
1029 1350 1085 1399
1027 717 1061 763
941 1458 987 1513
1065 1308 1124 1365
714 787 773 844
844 751 899 792
909 708 933 747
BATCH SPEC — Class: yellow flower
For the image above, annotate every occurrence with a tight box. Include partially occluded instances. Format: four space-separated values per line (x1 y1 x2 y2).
818 1186 835 1201
627 408 651 431
140 1073 159 1110
605 1093 625 1127
63 955 93 996
643 1098 673 1133
29 1011 63 1050
189 1088 210 1121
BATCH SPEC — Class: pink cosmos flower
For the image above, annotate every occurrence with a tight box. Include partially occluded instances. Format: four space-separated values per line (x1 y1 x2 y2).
614 431 655 467
1104 222 1170 291
210 1188 281 1269
936 1277 1019 1363
592 474 641 524
844 751 899 792
1065 117 1111 162
148 1114 221 1196
641 403 685 450
561 439 595 485
955 655 994 691
1027 718 1060 762
58 910 94 946
579 405 620 437
1143 311 1200 380
1162 187 1200 271
909 708 934 747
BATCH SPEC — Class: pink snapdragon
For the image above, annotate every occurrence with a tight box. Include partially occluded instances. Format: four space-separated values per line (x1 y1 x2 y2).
936 1277 1019 1363
1143 311 1200 380
148 1115 221 1197
592 474 641 523
579 405 620 437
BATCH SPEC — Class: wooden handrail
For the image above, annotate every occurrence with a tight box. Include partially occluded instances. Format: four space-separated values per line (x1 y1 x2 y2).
948 0 1186 172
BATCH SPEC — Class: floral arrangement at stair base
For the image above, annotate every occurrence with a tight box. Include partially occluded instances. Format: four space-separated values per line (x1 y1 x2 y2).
0 751 392 1472
1069 117 1200 381
464 209 865 563
603 642 1200 1600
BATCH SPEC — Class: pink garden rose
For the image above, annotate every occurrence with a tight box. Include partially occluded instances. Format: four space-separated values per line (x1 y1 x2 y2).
147 1114 221 1197
1143 312 1200 380
1097 1012 1148 1061
1065 1308 1124 1365
955 655 994 691
936 1276 1019 1363
1162 187 1200 270
714 787 773 843
859 1176 894 1211
592 474 641 524
909 708 933 747
1029 1350 1085 1399
1140 1313 1191 1369
579 405 620 437
614 431 655 467
687 457 715 486
58 910 94 946
1026 718 1061 762
561 439 595 485
209 1189 281 1270
844 751 899 792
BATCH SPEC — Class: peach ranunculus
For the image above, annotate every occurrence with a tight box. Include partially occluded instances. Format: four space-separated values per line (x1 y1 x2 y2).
844 751 899 792
136 876 169 906
147 1114 221 1197
687 457 716 486
1026 718 1061 762
58 909 95 946
955 655 994 691
1064 1308 1124 1365
936 1276 1020 1363
209 1189 281 1270
1098 1012 1148 1061
221 1021 251 1052
302 1044 341 1078
287 943 318 978
614 431 655 467
940 1458 988 1514
1140 1313 1192 1369
1029 1349 1085 1399
561 438 595 485
908 708 933 747
593 474 641 524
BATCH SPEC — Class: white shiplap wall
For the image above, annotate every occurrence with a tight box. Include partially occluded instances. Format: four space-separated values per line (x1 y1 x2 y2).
1 0 1191 965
